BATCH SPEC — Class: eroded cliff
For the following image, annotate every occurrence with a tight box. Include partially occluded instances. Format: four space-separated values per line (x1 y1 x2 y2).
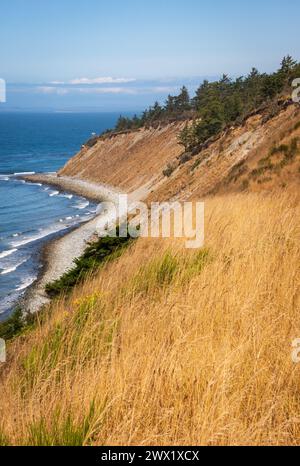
59 102 300 202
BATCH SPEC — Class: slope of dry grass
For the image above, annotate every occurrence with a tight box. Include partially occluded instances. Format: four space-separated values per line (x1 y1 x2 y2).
0 190 299 446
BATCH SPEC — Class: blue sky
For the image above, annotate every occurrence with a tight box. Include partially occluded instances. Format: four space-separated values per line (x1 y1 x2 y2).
1 0 300 111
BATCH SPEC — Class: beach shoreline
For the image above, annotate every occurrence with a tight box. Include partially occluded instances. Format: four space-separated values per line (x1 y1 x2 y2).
22 173 122 203
20 173 122 313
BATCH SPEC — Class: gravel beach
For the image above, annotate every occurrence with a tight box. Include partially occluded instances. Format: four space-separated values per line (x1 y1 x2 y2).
22 174 122 312
23 173 121 203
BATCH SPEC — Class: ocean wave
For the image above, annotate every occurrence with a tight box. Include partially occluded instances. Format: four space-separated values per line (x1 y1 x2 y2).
0 259 27 275
14 171 36 176
11 224 68 247
0 248 18 259
49 190 60 197
16 276 36 292
61 193 73 199
72 200 90 210
0 173 15 182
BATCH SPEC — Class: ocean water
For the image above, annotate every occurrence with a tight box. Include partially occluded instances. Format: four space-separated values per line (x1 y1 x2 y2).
0 112 120 319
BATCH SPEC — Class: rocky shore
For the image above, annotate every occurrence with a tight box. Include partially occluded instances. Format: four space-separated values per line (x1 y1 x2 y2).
21 173 121 313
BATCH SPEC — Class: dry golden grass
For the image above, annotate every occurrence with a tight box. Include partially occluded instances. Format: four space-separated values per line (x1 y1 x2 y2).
0 189 299 446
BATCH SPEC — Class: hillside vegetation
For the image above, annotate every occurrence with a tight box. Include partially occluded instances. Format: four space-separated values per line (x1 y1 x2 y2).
109 56 300 151
60 57 300 200
0 190 299 446
1 57 299 446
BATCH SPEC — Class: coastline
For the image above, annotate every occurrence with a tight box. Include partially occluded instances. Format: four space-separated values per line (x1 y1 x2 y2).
21 173 122 313
23 173 121 203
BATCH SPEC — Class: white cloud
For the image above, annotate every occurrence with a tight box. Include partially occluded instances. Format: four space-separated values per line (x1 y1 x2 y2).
70 77 136 85
49 81 65 85
35 84 179 97
80 87 137 94
49 77 136 85
36 86 137 95
37 86 69 95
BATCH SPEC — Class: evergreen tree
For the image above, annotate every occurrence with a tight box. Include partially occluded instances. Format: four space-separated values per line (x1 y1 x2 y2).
151 101 164 120
108 57 299 151
280 55 297 74
116 115 130 131
132 114 142 128
192 79 210 111
175 86 191 112
178 124 193 150
165 95 177 115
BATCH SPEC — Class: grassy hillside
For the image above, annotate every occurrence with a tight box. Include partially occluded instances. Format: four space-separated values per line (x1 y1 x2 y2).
1 57 299 446
0 189 299 446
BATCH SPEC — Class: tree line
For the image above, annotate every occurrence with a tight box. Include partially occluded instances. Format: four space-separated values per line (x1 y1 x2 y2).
112 56 300 151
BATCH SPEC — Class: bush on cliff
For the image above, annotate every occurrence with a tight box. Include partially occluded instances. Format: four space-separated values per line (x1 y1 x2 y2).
45 231 133 298
0 308 36 341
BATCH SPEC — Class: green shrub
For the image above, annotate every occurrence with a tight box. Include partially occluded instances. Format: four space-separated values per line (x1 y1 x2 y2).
46 230 133 298
258 177 272 184
0 308 24 340
181 248 211 283
130 248 211 296
288 137 298 158
270 144 289 156
258 156 271 166
156 252 179 286
163 164 176 177
0 431 9 446
84 136 99 149
294 121 300 131
27 402 97 446
241 179 249 191
191 157 202 171
179 152 192 165
0 308 36 341
131 251 179 295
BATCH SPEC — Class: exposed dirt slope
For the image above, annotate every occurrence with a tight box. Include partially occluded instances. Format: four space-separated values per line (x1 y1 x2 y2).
59 123 185 194
148 103 300 202
59 103 300 202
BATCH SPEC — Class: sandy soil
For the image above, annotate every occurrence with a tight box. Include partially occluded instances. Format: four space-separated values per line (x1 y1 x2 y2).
59 123 185 192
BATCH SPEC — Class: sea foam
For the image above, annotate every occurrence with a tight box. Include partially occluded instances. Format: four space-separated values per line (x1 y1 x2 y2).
0 248 18 259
